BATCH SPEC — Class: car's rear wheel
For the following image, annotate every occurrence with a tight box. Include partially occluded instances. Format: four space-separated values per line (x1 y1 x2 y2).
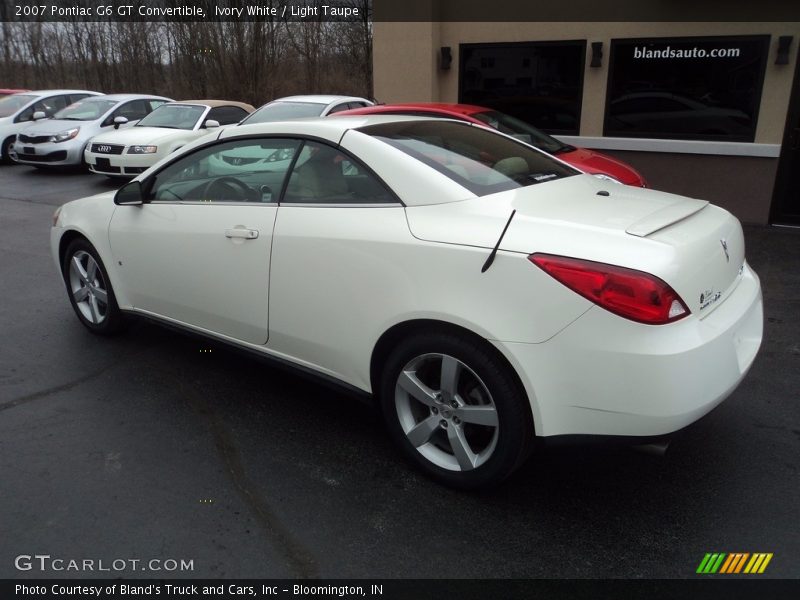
62 238 126 335
380 332 533 489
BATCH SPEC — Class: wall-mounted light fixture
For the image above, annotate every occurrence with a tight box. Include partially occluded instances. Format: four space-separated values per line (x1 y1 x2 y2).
440 46 452 70
776 36 793 65
590 42 603 68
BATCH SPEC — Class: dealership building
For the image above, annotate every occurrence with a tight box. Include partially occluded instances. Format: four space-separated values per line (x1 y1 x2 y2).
373 4 800 225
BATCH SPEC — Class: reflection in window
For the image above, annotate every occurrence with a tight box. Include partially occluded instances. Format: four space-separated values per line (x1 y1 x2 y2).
148 138 301 203
460 41 586 135
360 120 577 197
605 36 769 142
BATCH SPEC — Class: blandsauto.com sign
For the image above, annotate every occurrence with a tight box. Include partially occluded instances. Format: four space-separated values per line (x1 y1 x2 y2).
633 45 742 59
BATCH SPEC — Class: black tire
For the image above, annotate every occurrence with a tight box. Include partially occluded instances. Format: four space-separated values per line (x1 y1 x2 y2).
379 331 534 489
62 238 126 335
2 136 19 164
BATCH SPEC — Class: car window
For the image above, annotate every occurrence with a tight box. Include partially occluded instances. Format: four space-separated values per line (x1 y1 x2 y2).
14 96 66 122
327 103 353 114
111 100 150 123
42 95 69 115
240 102 325 125
137 104 205 130
53 98 118 121
207 106 249 125
146 138 302 204
68 94 92 104
0 93 37 117
471 110 568 154
147 99 168 111
283 141 395 205
359 120 578 197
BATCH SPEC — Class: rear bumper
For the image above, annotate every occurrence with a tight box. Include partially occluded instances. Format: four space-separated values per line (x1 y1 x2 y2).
497 262 763 437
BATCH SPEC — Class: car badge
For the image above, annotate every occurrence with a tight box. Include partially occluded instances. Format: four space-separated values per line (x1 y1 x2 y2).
720 239 729 263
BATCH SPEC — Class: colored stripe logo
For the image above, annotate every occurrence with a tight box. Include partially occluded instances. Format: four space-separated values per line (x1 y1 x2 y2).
697 553 773 574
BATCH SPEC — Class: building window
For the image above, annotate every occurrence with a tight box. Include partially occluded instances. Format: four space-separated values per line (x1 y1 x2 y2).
604 35 770 142
459 41 586 136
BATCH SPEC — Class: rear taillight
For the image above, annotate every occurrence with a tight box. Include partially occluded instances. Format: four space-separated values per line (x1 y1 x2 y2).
529 253 689 325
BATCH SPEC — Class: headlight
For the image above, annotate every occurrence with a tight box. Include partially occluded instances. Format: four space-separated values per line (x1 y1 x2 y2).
52 206 62 227
593 173 622 184
128 145 158 154
50 128 80 143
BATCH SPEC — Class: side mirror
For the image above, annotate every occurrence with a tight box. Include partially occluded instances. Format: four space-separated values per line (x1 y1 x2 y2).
113 116 129 130
32 111 47 121
203 119 220 129
114 180 144 206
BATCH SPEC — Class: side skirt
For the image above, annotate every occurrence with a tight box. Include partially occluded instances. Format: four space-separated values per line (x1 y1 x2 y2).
122 309 374 405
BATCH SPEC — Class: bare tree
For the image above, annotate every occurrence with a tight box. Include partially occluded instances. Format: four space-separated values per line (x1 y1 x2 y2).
0 10 372 104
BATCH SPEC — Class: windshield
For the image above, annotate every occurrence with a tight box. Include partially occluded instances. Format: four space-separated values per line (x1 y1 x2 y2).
0 94 37 117
360 120 578 197
240 101 324 125
53 99 118 121
471 110 572 154
137 104 205 129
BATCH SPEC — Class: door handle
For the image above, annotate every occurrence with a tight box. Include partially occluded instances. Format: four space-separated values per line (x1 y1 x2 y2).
225 228 259 239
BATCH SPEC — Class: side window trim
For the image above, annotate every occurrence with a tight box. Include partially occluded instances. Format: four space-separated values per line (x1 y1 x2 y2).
139 134 403 207
276 140 306 204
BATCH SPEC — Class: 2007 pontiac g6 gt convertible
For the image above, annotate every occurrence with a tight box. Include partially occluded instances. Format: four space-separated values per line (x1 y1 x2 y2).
51 115 763 488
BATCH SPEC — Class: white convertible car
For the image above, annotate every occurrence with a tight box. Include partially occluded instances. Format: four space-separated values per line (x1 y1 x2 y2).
84 100 254 178
51 116 763 488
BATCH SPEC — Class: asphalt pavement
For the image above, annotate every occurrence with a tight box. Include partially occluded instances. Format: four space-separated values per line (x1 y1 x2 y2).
1 164 798 579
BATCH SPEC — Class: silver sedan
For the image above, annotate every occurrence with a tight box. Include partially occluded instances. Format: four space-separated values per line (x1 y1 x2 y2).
13 94 171 169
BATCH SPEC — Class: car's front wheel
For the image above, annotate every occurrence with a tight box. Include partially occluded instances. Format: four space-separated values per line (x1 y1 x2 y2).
62 238 126 335
380 331 533 489
2 136 19 164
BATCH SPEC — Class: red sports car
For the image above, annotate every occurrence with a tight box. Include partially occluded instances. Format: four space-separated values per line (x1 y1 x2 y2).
336 102 647 187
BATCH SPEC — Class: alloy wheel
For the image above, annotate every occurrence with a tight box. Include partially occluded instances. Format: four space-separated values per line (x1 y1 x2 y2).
68 250 109 324
394 353 500 472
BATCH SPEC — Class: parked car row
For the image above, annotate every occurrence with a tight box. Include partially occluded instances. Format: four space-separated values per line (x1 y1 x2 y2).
0 90 376 174
1 89 647 187
85 100 255 178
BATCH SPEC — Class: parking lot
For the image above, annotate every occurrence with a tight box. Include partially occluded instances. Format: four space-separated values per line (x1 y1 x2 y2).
1 163 798 579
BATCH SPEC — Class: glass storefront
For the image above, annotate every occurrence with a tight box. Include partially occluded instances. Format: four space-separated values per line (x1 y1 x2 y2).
459 41 586 135
604 36 770 142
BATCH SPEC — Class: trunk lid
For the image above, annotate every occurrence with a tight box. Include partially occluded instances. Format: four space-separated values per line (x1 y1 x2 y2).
405 174 744 319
